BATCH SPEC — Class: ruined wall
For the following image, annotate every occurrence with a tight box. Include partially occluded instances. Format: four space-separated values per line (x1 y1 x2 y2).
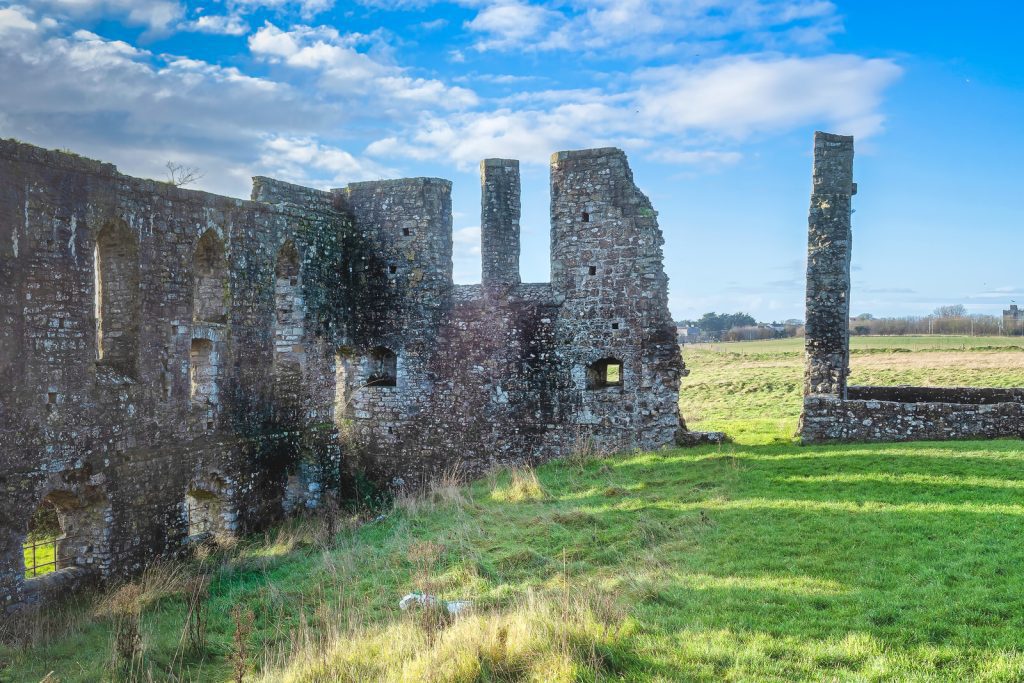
550 149 685 453
1 140 685 612
801 394 1024 443
804 132 855 398
799 132 1024 445
331 149 685 484
0 141 342 612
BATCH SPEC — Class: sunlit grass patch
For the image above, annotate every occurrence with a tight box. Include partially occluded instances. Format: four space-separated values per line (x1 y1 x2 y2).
23 537 57 578
489 467 551 503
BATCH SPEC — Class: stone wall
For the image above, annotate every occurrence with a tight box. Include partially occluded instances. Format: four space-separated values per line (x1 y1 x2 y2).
1 139 685 612
0 141 342 612
801 393 1024 443
798 132 1024 445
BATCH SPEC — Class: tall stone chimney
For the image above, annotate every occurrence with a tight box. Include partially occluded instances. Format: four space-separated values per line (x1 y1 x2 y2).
480 158 521 289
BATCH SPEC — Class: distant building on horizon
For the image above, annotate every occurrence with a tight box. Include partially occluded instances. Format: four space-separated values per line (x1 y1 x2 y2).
677 326 701 342
1004 304 1024 333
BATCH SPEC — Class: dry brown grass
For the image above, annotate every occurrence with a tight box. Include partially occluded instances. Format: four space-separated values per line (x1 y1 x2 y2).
851 350 1024 372
489 467 550 503
254 587 631 683
94 563 194 619
394 468 469 517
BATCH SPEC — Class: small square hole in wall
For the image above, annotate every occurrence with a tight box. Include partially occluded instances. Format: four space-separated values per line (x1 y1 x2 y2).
388 427 394 434
290 276 298 286
588 266 597 276
612 322 620 330
582 211 590 222
47 392 57 405
206 421 214 431
402 228 411 237
389 265 398 274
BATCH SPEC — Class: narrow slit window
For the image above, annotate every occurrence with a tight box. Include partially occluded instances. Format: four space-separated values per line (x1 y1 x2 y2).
94 220 140 375
588 266 597 276
582 211 590 222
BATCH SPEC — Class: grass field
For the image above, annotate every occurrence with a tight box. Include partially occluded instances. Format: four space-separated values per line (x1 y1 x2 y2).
22 539 57 579
680 335 1024 443
3 336 1024 682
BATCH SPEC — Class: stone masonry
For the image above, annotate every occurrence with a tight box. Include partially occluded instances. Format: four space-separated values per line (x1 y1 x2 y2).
0 140 686 612
799 132 1024 443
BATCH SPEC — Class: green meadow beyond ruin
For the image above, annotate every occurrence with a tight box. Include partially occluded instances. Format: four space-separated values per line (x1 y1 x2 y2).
4 335 1024 682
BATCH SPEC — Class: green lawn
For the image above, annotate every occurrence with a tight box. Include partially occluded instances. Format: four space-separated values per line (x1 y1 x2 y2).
680 335 1024 443
4 336 1024 681
22 539 57 579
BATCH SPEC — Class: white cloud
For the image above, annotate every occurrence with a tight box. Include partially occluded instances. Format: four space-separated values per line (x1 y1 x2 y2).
455 0 844 55
0 24 362 197
227 0 335 19
183 14 250 36
259 135 394 185
249 22 478 108
633 54 902 139
367 53 901 169
31 0 186 33
0 6 38 34
465 1 560 50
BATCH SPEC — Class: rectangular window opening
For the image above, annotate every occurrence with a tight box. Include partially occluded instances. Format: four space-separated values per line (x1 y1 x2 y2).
605 363 622 385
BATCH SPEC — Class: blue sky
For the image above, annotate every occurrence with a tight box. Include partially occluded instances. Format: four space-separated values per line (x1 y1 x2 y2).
1 0 1021 321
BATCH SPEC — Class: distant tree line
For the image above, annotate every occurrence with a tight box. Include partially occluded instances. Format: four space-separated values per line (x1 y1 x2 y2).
677 304 1022 342
850 306 1019 336
675 312 803 342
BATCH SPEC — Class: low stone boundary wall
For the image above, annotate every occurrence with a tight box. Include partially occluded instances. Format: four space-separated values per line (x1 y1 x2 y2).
801 391 1024 444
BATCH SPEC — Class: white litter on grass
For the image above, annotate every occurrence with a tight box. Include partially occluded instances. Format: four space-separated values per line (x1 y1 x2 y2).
399 592 472 615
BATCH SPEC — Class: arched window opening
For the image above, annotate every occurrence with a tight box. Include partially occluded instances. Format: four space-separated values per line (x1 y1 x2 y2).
367 347 397 387
190 338 218 429
22 491 106 580
193 230 229 324
94 220 140 376
23 500 61 578
184 486 231 541
187 491 221 540
586 358 624 390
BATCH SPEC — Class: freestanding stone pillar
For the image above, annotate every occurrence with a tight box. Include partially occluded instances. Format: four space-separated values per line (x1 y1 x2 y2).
804 132 856 397
480 158 521 289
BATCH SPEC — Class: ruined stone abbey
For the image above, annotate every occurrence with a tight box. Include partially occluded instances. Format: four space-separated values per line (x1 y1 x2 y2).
0 141 685 611
4 129 1022 614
